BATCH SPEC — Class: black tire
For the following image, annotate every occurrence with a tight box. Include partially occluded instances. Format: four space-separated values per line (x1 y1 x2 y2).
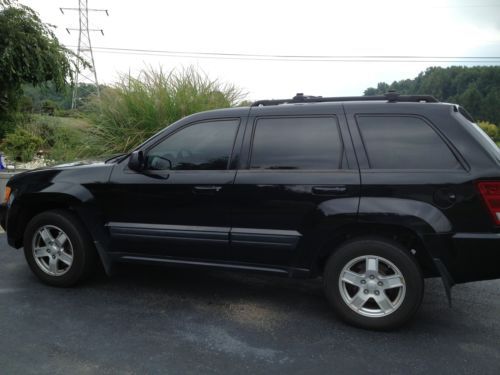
23 209 97 287
324 237 424 330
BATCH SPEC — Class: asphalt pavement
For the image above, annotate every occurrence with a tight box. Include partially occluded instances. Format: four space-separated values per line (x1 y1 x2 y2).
1 234 499 375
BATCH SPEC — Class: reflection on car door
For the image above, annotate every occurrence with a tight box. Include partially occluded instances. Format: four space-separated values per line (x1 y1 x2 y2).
105 118 243 261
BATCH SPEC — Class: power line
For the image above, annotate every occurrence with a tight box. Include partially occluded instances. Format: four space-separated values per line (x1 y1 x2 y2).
64 45 500 63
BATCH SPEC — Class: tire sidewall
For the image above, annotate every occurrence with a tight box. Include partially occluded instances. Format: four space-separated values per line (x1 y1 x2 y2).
24 210 90 287
324 238 424 330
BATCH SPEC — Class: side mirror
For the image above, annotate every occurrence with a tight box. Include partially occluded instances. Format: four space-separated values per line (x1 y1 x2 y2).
128 150 145 171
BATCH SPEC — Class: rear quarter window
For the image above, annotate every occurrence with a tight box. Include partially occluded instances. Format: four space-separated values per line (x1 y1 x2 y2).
356 115 462 170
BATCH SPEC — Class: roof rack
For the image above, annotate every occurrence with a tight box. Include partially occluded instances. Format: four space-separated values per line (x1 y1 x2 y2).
251 91 439 107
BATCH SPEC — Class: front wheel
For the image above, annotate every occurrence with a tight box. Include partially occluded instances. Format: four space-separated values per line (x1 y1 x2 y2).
324 237 424 330
23 209 97 287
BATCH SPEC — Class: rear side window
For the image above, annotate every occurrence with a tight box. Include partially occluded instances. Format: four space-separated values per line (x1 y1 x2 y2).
250 117 342 170
357 116 462 170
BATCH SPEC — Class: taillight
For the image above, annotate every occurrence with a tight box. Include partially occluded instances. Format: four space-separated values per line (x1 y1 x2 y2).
477 181 500 225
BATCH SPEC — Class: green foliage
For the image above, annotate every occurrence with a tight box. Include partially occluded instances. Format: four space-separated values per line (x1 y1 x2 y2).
364 66 500 125
0 2 73 121
21 83 73 112
2 125 43 162
1 115 98 163
87 67 244 154
237 100 253 107
477 120 498 140
41 99 58 116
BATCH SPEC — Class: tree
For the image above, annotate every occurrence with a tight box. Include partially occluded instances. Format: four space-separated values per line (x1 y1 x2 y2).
0 1 73 126
364 66 500 125
477 121 498 141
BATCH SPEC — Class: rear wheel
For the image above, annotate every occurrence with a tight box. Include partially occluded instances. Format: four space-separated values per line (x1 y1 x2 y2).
24 209 97 287
324 237 424 330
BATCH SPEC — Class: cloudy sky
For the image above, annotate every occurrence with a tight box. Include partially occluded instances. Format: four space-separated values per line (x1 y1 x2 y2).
22 0 500 101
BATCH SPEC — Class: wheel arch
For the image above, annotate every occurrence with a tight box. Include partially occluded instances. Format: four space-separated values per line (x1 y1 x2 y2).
310 222 441 279
7 191 113 274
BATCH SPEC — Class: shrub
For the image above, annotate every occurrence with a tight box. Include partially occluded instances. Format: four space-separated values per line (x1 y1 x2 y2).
41 99 58 116
86 67 245 154
2 114 97 163
2 125 43 162
477 121 498 141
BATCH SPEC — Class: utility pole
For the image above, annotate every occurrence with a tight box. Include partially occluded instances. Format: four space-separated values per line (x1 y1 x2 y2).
60 1 109 109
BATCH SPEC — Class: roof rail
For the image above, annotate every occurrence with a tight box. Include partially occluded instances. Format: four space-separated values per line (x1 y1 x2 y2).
251 91 439 107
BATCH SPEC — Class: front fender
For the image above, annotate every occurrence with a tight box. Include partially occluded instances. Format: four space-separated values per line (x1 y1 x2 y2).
7 185 113 274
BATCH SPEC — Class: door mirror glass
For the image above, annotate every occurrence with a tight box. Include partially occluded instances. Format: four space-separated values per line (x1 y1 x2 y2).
128 150 145 171
148 155 172 170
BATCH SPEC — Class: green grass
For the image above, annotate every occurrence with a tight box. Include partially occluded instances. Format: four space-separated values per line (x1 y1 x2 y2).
85 67 245 154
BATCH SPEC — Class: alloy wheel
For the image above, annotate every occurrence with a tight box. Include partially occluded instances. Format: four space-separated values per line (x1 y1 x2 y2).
32 225 74 276
338 255 406 318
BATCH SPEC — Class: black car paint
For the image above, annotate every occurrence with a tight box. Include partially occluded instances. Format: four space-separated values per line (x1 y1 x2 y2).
2 102 500 288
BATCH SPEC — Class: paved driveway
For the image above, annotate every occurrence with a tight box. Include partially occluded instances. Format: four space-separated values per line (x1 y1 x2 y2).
1 234 499 374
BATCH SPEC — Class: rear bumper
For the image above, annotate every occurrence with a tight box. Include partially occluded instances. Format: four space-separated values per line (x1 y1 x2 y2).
448 233 500 283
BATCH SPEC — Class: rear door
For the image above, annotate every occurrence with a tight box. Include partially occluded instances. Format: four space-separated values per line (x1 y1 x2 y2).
228 104 360 270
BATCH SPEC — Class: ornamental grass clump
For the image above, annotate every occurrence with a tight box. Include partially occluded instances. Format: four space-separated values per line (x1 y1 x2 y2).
86 67 244 154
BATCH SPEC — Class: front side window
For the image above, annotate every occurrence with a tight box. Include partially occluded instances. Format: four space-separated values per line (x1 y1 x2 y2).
146 119 239 170
250 117 343 170
357 115 462 170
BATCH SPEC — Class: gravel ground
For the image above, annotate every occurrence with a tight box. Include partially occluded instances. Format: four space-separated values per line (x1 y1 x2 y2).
1 234 499 375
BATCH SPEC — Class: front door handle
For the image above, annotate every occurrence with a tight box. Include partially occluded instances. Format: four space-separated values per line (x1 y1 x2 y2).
312 185 347 195
193 185 222 194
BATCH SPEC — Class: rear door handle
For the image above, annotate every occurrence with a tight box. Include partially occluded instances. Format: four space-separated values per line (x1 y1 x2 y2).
193 185 222 194
312 185 347 195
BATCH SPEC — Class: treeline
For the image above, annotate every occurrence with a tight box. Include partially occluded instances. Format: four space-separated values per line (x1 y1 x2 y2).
364 66 500 125
21 83 101 114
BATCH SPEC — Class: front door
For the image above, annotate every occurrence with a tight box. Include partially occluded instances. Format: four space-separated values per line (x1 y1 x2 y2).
105 118 242 260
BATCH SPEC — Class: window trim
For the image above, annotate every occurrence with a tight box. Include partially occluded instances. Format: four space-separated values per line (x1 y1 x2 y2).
354 113 468 172
143 117 242 172
247 115 345 171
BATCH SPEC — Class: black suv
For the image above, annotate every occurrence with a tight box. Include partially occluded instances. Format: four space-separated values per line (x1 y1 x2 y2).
2 92 500 330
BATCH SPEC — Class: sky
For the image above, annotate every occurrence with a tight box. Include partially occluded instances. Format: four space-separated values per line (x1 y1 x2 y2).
21 0 500 101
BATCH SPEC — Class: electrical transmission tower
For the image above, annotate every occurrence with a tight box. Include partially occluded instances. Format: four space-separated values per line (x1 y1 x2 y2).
60 1 109 109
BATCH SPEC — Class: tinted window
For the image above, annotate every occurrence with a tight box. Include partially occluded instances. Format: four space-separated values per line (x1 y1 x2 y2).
357 116 461 169
250 117 342 170
146 119 239 170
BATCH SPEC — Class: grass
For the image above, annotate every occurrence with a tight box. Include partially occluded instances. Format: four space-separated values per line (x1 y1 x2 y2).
85 67 245 154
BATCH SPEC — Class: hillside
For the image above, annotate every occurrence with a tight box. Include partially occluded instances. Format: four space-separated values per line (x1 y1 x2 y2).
364 66 500 125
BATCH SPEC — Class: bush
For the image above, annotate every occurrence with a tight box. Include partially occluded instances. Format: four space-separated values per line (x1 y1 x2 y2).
86 67 245 154
477 120 498 140
1 114 98 163
41 99 58 116
2 125 43 162
0 111 28 138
